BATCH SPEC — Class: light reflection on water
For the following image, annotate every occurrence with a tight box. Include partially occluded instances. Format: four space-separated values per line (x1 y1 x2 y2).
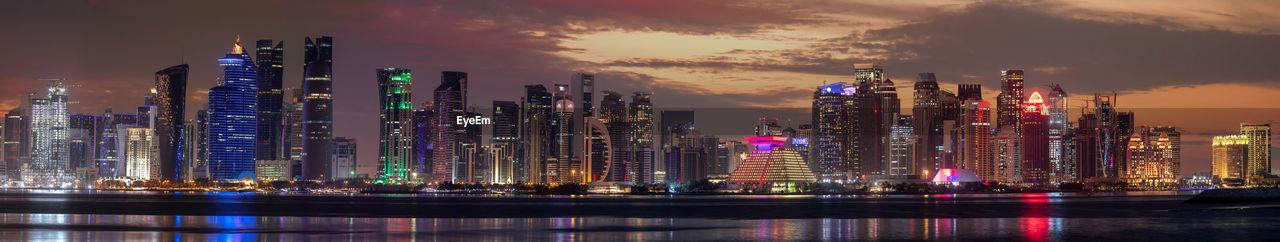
0 213 1271 241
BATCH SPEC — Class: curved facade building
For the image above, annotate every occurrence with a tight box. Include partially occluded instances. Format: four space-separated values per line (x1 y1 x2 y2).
302 36 333 181
207 37 258 181
154 64 188 181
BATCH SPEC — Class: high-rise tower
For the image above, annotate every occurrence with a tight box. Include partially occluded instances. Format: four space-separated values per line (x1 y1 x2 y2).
629 92 655 184
301 36 333 181
207 37 259 181
29 79 71 183
255 40 284 161
996 70 1025 132
1021 91 1050 184
432 71 467 182
377 68 413 181
154 64 188 181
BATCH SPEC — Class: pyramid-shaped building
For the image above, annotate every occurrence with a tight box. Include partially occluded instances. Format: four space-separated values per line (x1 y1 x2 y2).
728 136 817 184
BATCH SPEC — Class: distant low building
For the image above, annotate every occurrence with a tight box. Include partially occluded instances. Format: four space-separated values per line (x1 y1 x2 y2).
256 160 291 181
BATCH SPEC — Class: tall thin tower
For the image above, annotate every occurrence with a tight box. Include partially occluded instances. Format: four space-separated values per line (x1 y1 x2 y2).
255 39 284 161
154 64 188 181
377 68 413 181
301 36 333 181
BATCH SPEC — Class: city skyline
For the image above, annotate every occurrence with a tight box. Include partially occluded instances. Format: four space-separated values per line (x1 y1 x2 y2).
0 1 1277 178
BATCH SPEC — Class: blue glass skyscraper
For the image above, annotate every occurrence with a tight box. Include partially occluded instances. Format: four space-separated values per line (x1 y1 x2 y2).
207 36 258 181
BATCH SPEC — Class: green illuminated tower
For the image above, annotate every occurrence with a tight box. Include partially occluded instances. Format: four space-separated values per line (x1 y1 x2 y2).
377 68 413 181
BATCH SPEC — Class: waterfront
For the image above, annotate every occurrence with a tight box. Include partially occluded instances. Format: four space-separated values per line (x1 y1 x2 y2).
0 190 1276 240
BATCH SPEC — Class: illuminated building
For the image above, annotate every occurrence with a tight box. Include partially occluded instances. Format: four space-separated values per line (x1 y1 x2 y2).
1021 91 1050 184
853 63 884 86
931 168 982 183
994 127 1021 183
812 82 851 181
68 114 98 175
154 64 188 181
489 140 515 184
29 79 72 183
411 102 433 178
888 115 915 176
255 39 284 162
727 136 817 185
583 116 612 182
281 88 304 171
1079 92 1122 180
332 137 357 179
3 109 27 180
522 85 553 183
628 92 655 184
207 36 259 181
192 109 209 180
492 100 519 183
431 71 467 182
599 91 631 182
961 97 992 181
1241 123 1271 181
1124 126 1180 185
1212 135 1248 181
122 127 153 180
660 110 694 183
996 70 1024 132
550 84 578 183
255 159 291 181
180 120 195 181
302 36 333 181
376 68 413 181
1046 84 1070 183
912 74 941 177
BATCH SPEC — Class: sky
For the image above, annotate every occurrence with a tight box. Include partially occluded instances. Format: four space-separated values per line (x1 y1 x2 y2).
1 0 1278 175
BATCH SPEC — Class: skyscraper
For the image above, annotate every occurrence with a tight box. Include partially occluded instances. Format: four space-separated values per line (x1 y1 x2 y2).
1021 91 1050 184
255 40 284 162
29 79 71 183
154 64 188 181
913 73 947 178
432 71 467 182
1212 135 1248 181
1046 84 1070 183
962 99 992 181
377 68 413 181
282 88 304 176
1241 123 1271 181
301 36 333 181
4 109 27 180
193 109 209 180
629 92 655 184
813 83 852 181
207 37 259 181
599 91 630 182
492 101 520 183
888 115 915 176
522 85 553 183
994 128 1021 183
660 110 694 183
412 103 433 179
551 84 578 183
996 70 1025 132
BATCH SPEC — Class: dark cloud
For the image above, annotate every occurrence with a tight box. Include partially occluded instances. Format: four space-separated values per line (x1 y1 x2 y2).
602 2 1280 94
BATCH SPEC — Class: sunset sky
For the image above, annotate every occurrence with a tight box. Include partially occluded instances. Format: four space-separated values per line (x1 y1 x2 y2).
1 0 1277 174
